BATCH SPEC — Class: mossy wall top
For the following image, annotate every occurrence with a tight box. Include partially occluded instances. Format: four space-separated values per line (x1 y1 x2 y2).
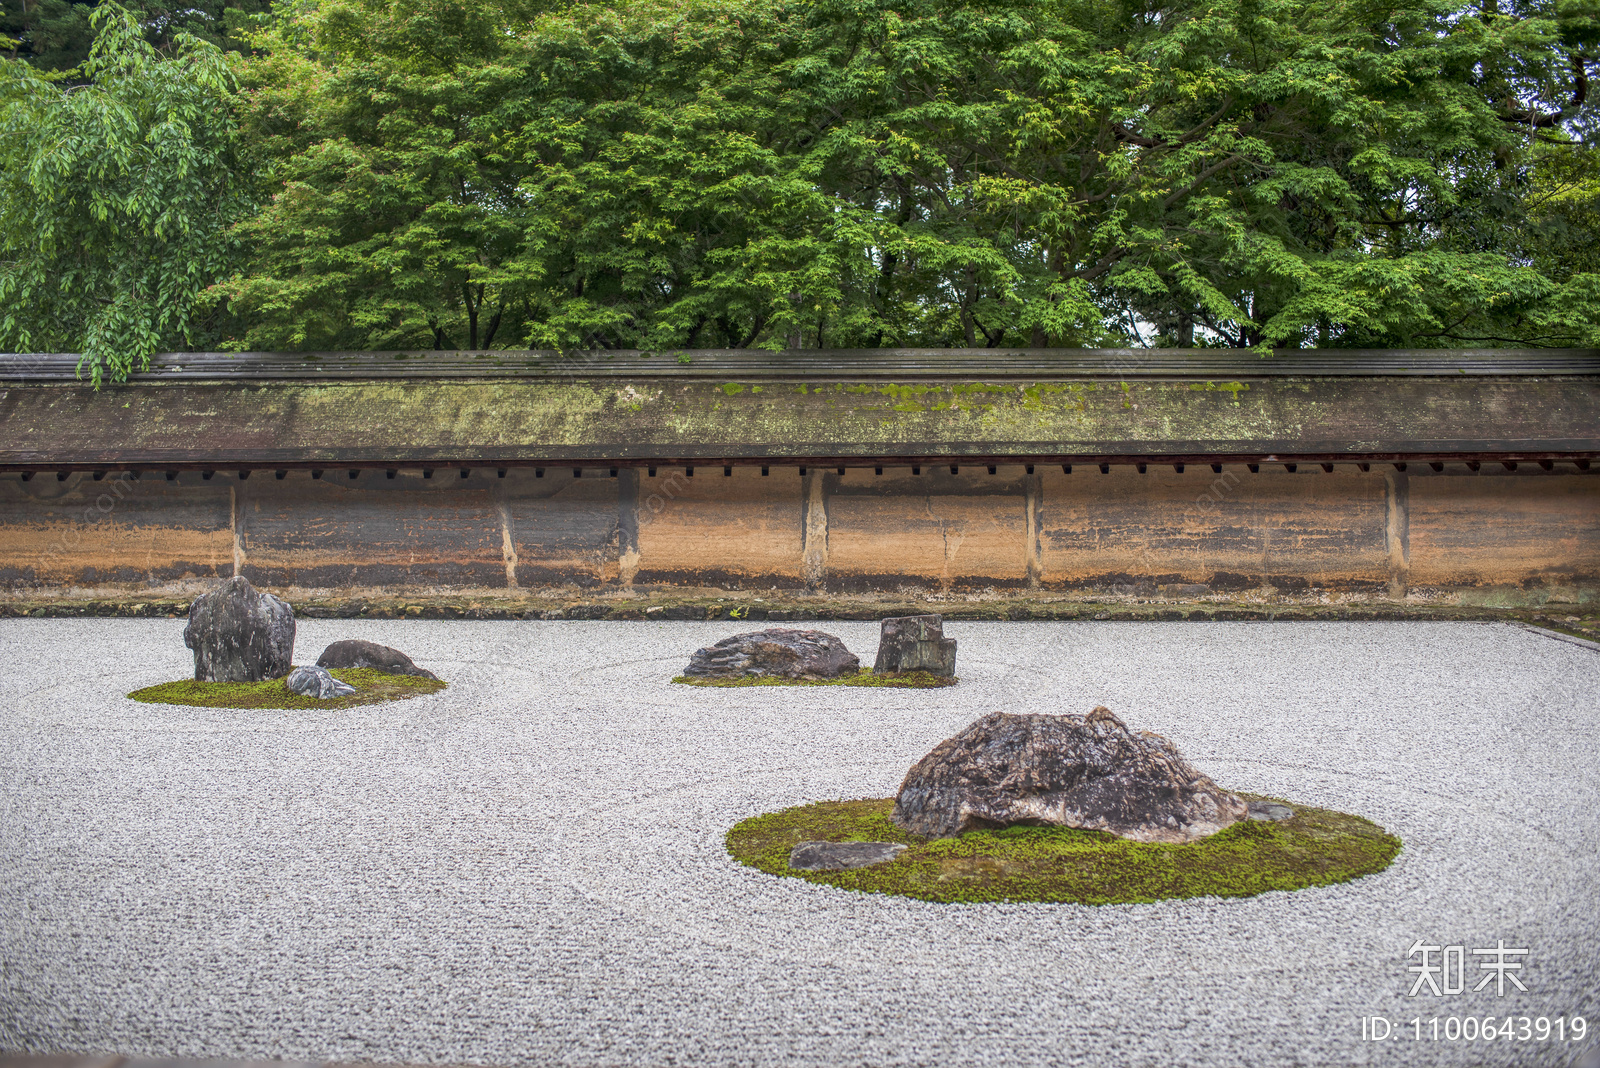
2 349 1597 465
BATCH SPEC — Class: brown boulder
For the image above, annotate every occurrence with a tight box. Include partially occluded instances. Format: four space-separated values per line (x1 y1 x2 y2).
891 707 1248 843
317 639 437 680
684 628 860 679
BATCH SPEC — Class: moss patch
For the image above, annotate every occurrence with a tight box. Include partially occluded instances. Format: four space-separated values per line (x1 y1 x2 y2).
726 796 1400 905
674 670 957 689
128 668 446 709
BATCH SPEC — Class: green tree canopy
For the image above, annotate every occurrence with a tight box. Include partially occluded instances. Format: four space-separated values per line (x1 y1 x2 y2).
10 0 1598 374
220 0 1600 354
0 3 246 382
3 0 271 72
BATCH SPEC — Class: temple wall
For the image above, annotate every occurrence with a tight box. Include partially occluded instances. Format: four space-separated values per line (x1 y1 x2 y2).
1 463 1594 606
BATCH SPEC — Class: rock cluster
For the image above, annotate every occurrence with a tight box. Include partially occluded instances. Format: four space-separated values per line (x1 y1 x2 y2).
183 576 295 683
891 707 1249 843
317 639 437 679
684 628 860 679
285 665 358 699
873 614 957 676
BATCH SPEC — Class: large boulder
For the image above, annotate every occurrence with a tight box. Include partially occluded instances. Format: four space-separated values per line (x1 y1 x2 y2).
873 614 957 676
685 628 860 679
891 707 1249 843
316 639 438 680
183 576 295 683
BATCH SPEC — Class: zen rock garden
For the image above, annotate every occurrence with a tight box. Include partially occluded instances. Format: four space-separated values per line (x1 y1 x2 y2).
679 614 959 687
726 709 1396 904
142 585 1400 906
132 576 445 709
677 612 1396 904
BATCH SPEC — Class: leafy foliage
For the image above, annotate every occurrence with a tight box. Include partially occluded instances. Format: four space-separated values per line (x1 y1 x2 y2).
2 0 271 72
218 0 1600 353
726 796 1402 904
8 0 1600 366
0 4 246 383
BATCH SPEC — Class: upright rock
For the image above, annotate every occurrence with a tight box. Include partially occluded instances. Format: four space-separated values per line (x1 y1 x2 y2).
873 614 957 676
891 707 1249 843
685 628 860 679
183 576 295 683
317 639 438 680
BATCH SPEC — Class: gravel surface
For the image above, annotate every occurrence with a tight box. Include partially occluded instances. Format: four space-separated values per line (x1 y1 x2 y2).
1 618 1596 1068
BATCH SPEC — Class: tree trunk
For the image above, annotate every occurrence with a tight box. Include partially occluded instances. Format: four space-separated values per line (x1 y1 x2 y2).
961 263 977 347
481 301 503 350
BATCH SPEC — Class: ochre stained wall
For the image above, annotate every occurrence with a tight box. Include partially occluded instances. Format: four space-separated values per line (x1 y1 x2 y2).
1 464 1595 605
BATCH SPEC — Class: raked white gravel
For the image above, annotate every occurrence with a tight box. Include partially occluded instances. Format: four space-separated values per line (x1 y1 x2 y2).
0 618 1596 1068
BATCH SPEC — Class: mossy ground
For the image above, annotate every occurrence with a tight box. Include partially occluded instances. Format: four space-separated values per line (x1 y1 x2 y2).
674 670 958 688
128 668 446 709
726 796 1400 905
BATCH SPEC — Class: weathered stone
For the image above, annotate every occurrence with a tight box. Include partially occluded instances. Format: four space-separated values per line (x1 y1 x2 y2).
873 614 957 676
788 841 908 871
316 639 438 679
183 576 295 683
285 665 357 699
685 628 860 679
1247 801 1294 821
891 707 1249 844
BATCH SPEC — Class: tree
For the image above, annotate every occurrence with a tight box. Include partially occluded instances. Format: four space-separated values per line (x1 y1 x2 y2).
220 0 549 350
3 0 272 73
0 3 246 383
223 0 1600 351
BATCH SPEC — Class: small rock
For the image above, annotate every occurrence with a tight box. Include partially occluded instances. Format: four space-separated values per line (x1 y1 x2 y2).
316 639 437 679
788 841 908 871
873 614 957 676
285 666 357 699
1247 801 1294 822
891 707 1249 843
183 576 295 683
685 628 860 679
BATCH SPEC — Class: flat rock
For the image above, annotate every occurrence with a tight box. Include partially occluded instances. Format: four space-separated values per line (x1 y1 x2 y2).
1247 801 1295 821
685 628 859 679
873 614 957 676
183 576 295 683
316 639 437 679
891 707 1249 843
285 666 358 699
788 841 908 871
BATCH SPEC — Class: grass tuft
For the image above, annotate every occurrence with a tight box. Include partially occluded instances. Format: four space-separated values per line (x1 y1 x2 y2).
128 668 446 709
726 795 1400 905
674 670 957 688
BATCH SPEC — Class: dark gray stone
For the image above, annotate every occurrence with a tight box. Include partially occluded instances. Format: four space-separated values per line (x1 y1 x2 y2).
183 576 295 683
285 666 358 699
316 639 438 679
891 707 1249 843
873 614 957 676
788 841 908 871
685 628 860 679
1247 801 1295 821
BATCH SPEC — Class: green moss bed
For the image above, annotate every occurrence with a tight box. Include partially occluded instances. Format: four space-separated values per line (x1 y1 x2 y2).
128 668 447 709
726 796 1401 905
674 670 958 689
